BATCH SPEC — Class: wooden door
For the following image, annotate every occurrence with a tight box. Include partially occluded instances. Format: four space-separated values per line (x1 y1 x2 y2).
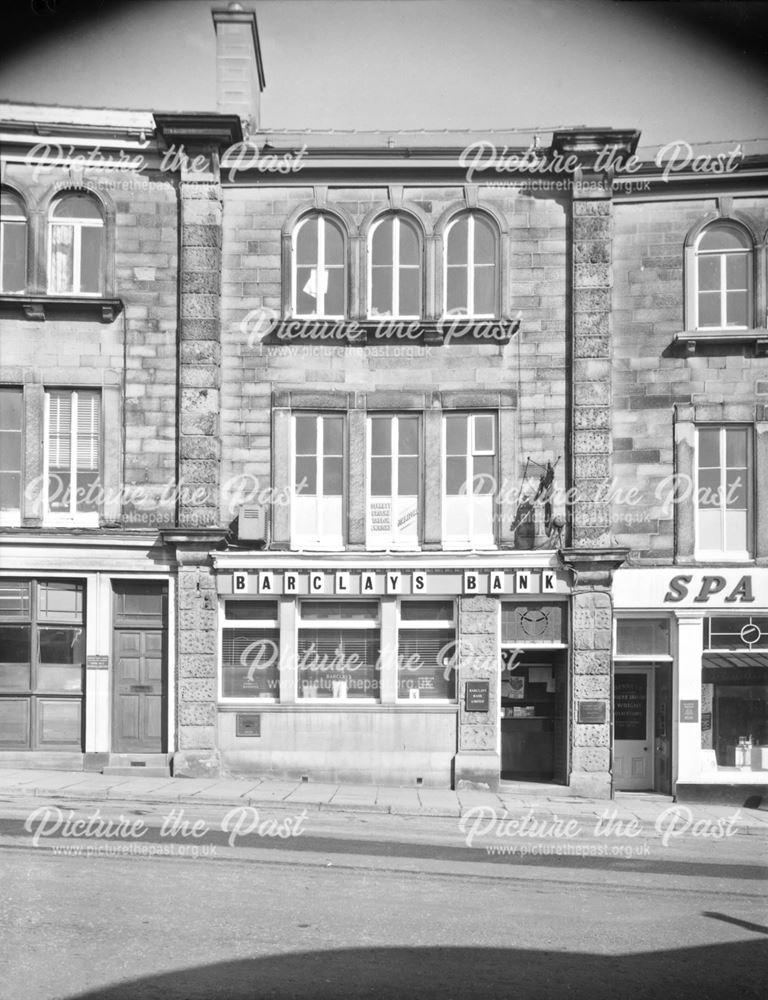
113 628 165 753
614 668 654 791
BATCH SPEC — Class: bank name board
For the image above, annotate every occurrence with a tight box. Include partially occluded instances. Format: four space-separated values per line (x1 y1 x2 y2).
219 569 567 597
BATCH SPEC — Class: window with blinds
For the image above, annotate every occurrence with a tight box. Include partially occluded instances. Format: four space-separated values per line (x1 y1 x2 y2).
398 600 456 700
297 601 380 700
221 601 279 699
45 390 101 523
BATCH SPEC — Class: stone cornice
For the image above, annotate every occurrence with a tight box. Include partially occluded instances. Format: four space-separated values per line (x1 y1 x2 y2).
153 113 243 152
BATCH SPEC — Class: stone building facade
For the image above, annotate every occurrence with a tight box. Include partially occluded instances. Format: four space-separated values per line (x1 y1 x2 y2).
0 5 765 800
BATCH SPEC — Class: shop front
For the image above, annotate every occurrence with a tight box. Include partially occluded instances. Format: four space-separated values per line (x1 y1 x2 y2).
212 553 573 789
613 568 768 803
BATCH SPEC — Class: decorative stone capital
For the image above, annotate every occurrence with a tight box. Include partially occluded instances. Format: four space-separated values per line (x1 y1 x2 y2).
558 546 629 589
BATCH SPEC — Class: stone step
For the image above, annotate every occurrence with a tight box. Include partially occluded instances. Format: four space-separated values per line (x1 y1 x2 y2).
102 754 172 778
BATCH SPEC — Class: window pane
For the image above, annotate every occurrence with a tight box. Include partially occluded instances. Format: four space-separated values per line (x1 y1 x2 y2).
0 581 30 616
371 418 391 456
296 218 318 265
724 471 747 508
445 266 467 312
39 626 85 664
725 428 748 467
295 456 316 495
398 629 456 699
474 217 495 264
371 456 391 496
473 415 494 453
38 582 83 621
726 291 748 327
699 226 748 252
474 265 495 314
616 619 670 655
401 601 453 621
399 267 420 316
446 456 466 495
0 625 31 663
37 665 83 693
37 699 81 746
295 416 316 455
222 627 280 698
49 224 74 293
725 252 748 290
725 510 748 552
52 195 102 220
445 415 467 455
371 266 392 316
697 291 720 327
324 220 344 266
2 222 26 292
0 387 22 430
698 507 722 548
473 455 495 492
323 417 344 456
296 266 318 314
80 227 103 294
697 256 720 292
0 191 25 218
324 267 345 315
447 218 468 265
399 220 419 265
698 468 721 506
398 456 418 495
372 219 393 266
698 428 720 468
298 627 380 699
301 601 378 620
398 417 418 455
323 457 343 495
0 699 30 746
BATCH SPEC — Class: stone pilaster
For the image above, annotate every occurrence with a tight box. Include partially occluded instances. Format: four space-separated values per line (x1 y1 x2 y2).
454 595 500 789
179 156 223 528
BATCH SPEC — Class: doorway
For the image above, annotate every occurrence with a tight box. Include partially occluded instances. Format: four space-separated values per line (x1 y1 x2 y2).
500 650 567 782
614 667 654 791
112 582 168 754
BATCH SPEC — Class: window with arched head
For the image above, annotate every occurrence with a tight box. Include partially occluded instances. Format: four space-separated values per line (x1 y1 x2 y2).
48 192 105 295
444 212 498 317
293 213 346 317
369 214 421 318
694 222 753 330
0 189 27 294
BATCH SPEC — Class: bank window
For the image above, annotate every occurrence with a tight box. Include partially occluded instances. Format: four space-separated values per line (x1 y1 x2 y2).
0 387 23 523
0 579 84 750
694 223 752 330
1 189 27 294
297 600 380 700
44 390 101 526
293 213 346 318
444 213 497 317
48 193 105 296
398 600 456 701
369 215 421 318
367 414 420 548
443 413 496 547
221 600 279 701
292 414 344 548
695 426 752 559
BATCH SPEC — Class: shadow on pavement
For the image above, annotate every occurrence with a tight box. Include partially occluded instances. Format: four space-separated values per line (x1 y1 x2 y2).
64 941 768 1000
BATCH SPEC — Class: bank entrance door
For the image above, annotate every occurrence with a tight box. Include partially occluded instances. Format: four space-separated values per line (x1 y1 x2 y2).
614 667 654 790
500 650 567 782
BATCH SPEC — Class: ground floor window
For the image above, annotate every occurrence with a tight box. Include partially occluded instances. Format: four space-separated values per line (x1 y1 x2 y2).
221 600 280 700
0 579 85 748
298 600 380 700
397 600 456 700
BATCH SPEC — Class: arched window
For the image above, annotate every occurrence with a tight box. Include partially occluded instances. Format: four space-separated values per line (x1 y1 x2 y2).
369 215 421 318
293 213 346 318
694 223 752 329
444 213 497 317
0 189 27 294
48 193 105 295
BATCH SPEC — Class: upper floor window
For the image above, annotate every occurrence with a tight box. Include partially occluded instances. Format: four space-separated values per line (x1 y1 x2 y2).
0 190 27 294
694 223 752 330
444 213 497 317
48 193 105 296
443 412 496 547
0 387 23 523
696 425 752 559
292 413 344 547
45 389 101 526
293 213 345 318
369 215 421 318
367 414 420 548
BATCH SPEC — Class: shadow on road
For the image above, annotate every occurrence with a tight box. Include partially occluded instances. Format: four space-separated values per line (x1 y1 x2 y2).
64 941 768 999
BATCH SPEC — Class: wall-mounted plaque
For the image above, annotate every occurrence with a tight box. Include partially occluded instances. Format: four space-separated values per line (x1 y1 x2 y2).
577 700 607 725
236 714 262 737
465 681 490 713
86 655 109 669
679 700 699 723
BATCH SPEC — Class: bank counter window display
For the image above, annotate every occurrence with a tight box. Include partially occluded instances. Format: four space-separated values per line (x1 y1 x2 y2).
701 615 768 772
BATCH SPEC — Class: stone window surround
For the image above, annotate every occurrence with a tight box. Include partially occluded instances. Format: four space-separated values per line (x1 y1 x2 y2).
673 402 768 563
679 211 768 351
280 192 510 322
271 388 518 551
0 370 121 528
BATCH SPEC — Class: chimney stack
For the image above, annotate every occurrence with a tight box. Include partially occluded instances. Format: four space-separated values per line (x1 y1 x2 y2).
211 3 265 134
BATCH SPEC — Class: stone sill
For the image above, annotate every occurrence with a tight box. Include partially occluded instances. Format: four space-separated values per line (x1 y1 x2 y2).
674 329 768 356
0 293 123 323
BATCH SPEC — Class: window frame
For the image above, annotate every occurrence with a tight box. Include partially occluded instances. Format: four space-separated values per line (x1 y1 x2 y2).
47 193 105 297
43 388 102 527
366 413 421 550
291 213 347 319
296 599 381 702
442 411 498 548
694 424 753 561
0 189 28 295
0 386 24 527
396 598 457 703
367 214 422 319
219 599 280 703
443 212 499 318
691 222 754 332
291 412 346 549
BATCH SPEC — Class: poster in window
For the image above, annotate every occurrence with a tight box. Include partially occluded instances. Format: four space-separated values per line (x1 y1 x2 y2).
614 673 647 740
